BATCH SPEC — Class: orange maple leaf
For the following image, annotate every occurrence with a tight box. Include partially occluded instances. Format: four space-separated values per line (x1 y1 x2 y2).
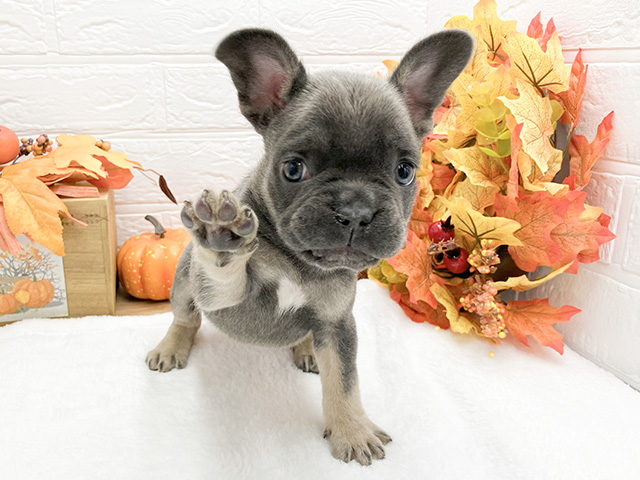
387 230 443 309
407 207 432 239
503 298 581 354
569 111 614 187
549 190 616 272
494 191 569 272
0 176 70 256
552 50 588 130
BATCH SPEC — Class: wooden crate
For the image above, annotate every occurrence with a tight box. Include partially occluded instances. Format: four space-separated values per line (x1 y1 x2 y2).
61 189 117 316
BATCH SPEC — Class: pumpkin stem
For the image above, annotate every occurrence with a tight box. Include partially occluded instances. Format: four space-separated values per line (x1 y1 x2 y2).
145 215 166 239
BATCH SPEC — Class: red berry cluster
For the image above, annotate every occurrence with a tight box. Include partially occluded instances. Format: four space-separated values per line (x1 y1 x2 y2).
460 277 507 338
427 218 470 274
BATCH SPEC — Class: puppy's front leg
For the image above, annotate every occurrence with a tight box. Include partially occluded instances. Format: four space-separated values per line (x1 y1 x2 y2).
315 315 391 465
146 189 258 372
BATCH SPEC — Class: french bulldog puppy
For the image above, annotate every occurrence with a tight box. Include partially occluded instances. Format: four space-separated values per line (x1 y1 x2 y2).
146 28 473 465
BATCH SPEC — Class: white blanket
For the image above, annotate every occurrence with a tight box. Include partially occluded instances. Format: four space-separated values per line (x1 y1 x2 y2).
1 280 638 480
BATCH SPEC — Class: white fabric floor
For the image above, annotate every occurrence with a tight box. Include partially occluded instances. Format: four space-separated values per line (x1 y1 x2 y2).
1 280 639 480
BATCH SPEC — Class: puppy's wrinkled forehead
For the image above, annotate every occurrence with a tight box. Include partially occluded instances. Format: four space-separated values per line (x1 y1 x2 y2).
270 71 419 161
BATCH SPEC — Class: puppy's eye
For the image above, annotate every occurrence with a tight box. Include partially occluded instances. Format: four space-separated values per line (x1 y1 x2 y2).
395 161 416 186
282 159 308 182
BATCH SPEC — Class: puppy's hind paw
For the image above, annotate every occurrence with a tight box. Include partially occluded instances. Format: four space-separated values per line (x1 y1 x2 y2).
181 190 258 254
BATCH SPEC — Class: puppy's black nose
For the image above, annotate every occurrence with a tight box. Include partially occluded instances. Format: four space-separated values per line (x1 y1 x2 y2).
334 204 376 227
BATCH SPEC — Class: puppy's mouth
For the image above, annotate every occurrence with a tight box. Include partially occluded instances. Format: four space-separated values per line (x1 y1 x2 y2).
300 246 378 271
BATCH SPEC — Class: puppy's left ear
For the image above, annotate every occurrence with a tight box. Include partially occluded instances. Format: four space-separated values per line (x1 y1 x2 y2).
390 30 475 137
215 28 307 134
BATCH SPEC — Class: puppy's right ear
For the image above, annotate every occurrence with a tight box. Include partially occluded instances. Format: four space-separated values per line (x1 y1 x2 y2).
215 29 307 134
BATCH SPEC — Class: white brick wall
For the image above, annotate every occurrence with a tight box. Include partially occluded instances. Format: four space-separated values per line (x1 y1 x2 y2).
1 0 638 387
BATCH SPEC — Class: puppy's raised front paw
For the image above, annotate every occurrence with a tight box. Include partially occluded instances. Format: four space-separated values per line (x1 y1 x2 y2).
324 422 391 466
181 189 258 254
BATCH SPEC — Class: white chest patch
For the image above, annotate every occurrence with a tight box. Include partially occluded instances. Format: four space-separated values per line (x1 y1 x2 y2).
277 277 307 313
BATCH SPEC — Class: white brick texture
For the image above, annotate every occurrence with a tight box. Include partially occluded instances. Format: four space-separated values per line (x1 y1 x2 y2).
0 0 638 388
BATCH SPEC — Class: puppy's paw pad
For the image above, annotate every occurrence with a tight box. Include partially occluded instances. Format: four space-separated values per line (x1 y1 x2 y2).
181 190 258 252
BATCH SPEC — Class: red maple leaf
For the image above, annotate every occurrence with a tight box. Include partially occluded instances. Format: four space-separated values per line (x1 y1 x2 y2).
526 12 556 51
494 191 569 272
390 289 450 329
551 49 588 129
87 155 134 189
569 111 614 187
503 298 581 354
431 163 456 192
387 230 443 309
549 190 616 271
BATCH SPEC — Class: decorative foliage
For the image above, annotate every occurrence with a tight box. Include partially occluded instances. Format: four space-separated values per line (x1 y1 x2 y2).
0 133 177 256
369 0 614 354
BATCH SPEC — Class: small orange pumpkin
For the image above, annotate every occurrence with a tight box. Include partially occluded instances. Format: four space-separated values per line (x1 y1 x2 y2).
12 278 55 309
0 291 20 315
117 215 190 301
0 125 20 165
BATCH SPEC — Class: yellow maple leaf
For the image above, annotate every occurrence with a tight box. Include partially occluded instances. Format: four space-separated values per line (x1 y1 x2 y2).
430 283 476 334
503 31 570 94
499 80 563 174
443 146 509 189
0 176 70 256
44 134 135 178
492 262 573 292
451 177 498 212
451 72 479 134
440 196 523 247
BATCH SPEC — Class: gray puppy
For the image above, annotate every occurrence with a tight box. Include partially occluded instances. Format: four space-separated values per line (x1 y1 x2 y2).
146 28 473 465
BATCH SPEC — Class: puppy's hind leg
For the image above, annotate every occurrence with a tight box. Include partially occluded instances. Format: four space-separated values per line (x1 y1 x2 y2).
146 249 201 373
292 332 319 374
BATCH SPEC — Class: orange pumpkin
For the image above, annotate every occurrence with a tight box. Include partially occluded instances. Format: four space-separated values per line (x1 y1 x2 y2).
117 215 190 301
0 291 20 315
0 125 20 165
12 278 55 308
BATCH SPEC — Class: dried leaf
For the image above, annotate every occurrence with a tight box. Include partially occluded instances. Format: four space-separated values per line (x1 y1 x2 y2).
444 146 509 189
549 190 616 270
569 111 614 187
439 196 523 247
499 80 563 174
503 298 581 354
159 175 178 204
503 31 569 94
387 230 443 309
552 50 588 129
494 191 569 272
0 176 70 256
87 155 134 189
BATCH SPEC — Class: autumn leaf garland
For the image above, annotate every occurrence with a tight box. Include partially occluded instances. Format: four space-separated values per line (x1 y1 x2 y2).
369 0 614 354
0 134 175 256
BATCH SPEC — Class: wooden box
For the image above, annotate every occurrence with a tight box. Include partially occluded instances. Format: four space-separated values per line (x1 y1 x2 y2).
61 189 117 316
